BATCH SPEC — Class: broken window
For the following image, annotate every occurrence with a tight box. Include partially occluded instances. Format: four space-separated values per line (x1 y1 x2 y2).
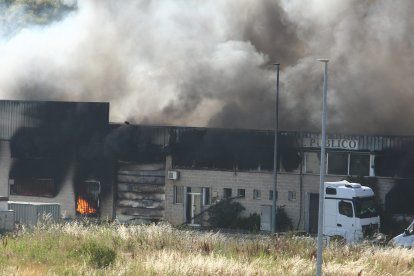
328 152 348 175
76 180 100 216
304 152 320 174
280 148 301 172
10 177 55 197
305 151 370 176
223 188 232 199
9 159 59 197
349 154 370 176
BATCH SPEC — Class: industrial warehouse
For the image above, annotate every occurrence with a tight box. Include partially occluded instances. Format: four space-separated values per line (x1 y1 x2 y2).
0 100 413 233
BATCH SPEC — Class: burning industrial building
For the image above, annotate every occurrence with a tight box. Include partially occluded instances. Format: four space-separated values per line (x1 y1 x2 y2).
2 1 414 232
0 99 414 234
1 100 113 219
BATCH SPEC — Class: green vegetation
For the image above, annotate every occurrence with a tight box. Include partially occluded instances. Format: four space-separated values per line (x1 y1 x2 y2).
206 200 291 232
78 241 117 268
206 199 248 229
0 222 413 275
206 199 261 231
275 205 293 231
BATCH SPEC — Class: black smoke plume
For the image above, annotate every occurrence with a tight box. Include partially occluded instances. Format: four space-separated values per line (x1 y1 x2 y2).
1 1 414 134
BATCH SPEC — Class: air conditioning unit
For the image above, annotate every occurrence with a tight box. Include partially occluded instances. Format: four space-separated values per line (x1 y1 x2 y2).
168 171 180 180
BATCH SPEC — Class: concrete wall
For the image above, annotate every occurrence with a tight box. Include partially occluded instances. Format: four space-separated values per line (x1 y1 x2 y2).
165 152 306 229
165 153 399 232
165 169 312 229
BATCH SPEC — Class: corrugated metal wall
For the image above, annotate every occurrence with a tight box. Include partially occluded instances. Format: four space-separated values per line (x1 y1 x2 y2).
116 162 165 223
0 100 109 140
294 132 414 151
168 126 414 151
8 202 61 225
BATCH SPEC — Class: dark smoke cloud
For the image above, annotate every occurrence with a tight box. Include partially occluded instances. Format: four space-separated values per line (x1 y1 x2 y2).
280 0 414 134
1 0 414 134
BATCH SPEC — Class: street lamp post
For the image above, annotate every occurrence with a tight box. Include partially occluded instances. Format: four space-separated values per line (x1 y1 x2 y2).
272 63 280 234
316 59 329 276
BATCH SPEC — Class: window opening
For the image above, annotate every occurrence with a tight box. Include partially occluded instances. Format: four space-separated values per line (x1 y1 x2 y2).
174 186 184 204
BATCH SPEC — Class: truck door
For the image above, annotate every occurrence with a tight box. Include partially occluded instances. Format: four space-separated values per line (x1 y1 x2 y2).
337 200 356 241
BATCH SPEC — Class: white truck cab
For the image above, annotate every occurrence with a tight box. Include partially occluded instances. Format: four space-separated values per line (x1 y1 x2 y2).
323 180 379 243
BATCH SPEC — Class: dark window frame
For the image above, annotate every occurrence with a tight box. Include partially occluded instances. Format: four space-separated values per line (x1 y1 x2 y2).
10 177 56 198
349 153 370 176
223 188 232 199
253 189 261 200
203 187 211 205
237 189 245 198
173 185 184 204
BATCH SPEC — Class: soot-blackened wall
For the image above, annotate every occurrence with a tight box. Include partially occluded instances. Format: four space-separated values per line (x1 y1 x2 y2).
0 100 114 219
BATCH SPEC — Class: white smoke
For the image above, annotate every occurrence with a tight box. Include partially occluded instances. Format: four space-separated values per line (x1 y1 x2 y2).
0 1 274 127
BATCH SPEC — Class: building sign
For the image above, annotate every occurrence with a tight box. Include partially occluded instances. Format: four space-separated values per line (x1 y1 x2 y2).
302 138 359 150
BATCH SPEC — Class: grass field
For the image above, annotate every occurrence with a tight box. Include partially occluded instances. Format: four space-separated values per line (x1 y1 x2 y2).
0 221 413 275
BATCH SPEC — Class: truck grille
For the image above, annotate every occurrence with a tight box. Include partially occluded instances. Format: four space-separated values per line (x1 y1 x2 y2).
362 223 378 238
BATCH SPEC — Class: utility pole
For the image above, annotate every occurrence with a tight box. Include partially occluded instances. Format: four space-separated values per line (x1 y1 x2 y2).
272 63 280 234
316 59 329 276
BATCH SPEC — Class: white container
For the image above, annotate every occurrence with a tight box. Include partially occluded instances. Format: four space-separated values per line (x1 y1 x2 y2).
0 210 15 231
0 197 8 211
8 202 60 225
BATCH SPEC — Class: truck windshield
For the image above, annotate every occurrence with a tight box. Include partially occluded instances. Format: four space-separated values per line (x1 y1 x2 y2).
353 196 378 218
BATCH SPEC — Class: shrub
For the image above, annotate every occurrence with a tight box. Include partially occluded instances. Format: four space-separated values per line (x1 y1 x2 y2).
234 213 261 231
276 205 293 232
80 242 116 268
207 199 245 228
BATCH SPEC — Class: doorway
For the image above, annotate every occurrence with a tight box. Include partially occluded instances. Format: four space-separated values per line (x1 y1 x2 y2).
309 193 319 234
260 205 272 231
186 192 202 226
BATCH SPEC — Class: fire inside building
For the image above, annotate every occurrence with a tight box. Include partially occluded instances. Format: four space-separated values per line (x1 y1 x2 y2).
1 100 414 232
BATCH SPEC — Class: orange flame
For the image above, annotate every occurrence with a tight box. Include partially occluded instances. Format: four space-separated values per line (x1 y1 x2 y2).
76 196 97 215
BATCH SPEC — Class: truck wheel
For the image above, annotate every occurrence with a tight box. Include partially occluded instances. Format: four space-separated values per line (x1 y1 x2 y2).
330 235 346 245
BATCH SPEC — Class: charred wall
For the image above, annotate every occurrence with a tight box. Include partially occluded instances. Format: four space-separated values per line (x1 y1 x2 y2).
169 128 301 172
0 101 113 215
374 144 414 178
374 142 414 214
386 179 414 215
105 125 168 223
105 124 167 164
